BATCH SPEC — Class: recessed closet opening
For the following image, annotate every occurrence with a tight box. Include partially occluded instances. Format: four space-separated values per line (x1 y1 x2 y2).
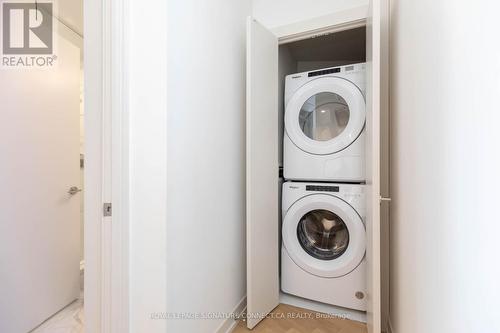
277 25 368 323
246 9 387 329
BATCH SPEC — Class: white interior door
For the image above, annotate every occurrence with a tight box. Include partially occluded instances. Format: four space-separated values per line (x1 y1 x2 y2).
365 0 389 332
246 17 279 330
0 35 81 332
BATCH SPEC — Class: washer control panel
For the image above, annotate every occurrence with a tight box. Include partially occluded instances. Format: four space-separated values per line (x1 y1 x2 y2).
305 185 339 192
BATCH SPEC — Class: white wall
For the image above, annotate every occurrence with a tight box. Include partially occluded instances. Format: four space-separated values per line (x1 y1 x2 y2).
128 0 167 331
252 0 368 28
166 1 251 332
390 1 500 333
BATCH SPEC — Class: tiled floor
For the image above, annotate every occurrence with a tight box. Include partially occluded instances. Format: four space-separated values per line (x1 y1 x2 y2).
30 293 84 333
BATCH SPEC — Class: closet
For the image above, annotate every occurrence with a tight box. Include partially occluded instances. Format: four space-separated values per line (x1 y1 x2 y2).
245 3 389 333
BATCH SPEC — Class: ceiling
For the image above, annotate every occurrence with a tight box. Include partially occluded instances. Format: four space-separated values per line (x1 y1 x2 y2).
56 0 83 37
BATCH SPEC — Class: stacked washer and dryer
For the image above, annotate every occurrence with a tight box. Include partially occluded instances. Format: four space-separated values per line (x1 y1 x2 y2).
281 63 367 312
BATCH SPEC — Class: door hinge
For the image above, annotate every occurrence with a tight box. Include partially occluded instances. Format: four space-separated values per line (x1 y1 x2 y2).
103 203 112 217
380 196 392 203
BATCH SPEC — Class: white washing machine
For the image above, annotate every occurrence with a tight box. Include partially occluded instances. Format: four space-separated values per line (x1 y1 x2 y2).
281 181 367 311
284 63 366 182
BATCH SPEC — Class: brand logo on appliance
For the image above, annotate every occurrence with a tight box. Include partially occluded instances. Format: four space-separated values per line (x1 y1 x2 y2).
1 1 57 68
291 75 302 79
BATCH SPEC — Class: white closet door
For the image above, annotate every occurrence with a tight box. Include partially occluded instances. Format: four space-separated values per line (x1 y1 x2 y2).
246 17 279 330
366 0 389 333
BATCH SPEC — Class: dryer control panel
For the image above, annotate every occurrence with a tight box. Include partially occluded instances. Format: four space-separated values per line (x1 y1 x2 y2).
308 67 341 77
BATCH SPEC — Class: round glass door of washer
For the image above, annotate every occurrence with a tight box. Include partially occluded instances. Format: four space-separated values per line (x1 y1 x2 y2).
282 194 366 278
297 209 350 261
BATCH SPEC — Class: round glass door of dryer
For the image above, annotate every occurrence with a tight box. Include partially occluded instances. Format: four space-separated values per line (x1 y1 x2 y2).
285 77 365 155
282 194 365 278
298 92 350 142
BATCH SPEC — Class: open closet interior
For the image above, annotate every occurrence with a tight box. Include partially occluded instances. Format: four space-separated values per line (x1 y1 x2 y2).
246 8 387 330
275 25 369 323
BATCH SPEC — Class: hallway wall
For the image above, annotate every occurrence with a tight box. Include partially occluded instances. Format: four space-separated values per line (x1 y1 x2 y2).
390 1 500 332
128 0 168 331
166 1 251 332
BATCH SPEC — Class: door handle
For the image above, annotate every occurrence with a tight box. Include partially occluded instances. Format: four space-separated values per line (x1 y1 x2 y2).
68 186 82 195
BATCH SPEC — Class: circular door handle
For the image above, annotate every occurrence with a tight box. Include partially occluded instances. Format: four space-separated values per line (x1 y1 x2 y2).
68 186 82 195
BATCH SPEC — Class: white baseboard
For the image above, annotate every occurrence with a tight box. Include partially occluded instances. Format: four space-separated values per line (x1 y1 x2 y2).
215 296 247 333
280 292 367 323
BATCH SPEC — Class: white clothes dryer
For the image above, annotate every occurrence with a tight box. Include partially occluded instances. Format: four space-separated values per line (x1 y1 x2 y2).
284 63 366 182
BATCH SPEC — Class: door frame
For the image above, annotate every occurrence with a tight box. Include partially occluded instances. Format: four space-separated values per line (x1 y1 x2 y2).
84 0 129 332
272 5 368 44
247 3 388 332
